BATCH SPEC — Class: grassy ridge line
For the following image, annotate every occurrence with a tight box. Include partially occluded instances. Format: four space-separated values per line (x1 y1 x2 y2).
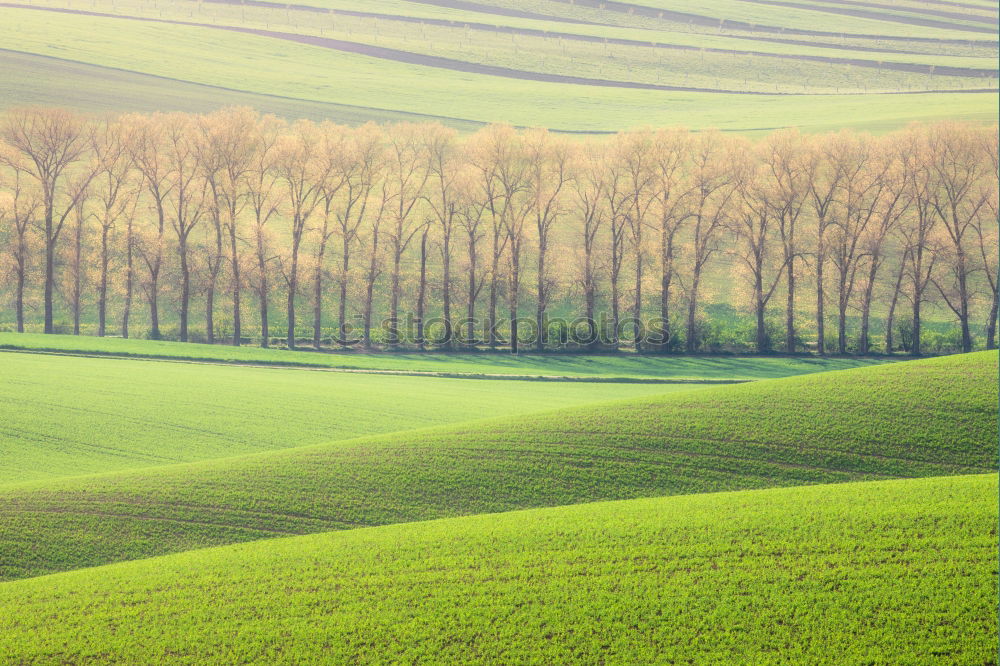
0 350 690 485
0 350 751 384
1 474 994 663
2 352 993 580
0 333 890 379
3 7 996 132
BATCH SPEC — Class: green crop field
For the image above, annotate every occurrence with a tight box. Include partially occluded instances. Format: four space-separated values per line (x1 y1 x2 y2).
1 349 713 484
0 332 891 378
1 474 995 663
3 0 997 658
2 351 993 581
0 0 995 131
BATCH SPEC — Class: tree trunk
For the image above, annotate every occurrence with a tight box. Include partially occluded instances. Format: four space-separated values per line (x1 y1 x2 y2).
389 246 401 347
858 261 878 355
72 213 82 335
313 238 329 350
488 256 499 349
633 247 643 352
338 240 350 347
509 246 520 355
98 226 109 337
122 218 133 339
986 293 998 351
535 243 546 352
286 244 299 350
885 257 906 355
785 256 795 353
257 235 269 348
685 270 701 354
466 233 477 348
816 250 825 356
148 270 160 341
417 231 428 349
659 231 673 352
585 248 597 350
230 219 241 347
43 202 54 335
15 265 25 333
178 237 190 343
755 272 766 354
957 260 971 352
441 230 452 350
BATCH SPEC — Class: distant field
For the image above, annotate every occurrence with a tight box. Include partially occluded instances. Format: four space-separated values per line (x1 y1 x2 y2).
0 350 702 484
0 0 995 131
0 333 892 378
2 352 993 580
1 474 993 662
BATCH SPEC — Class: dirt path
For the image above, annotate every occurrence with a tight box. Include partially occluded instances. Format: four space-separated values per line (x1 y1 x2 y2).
7 3 996 85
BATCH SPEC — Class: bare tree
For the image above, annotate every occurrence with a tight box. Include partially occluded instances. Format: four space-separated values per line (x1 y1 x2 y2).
525 129 572 351
424 124 461 349
570 142 607 350
648 128 690 352
275 120 329 349
244 116 284 347
806 132 849 355
927 122 990 353
385 123 432 347
90 119 137 337
761 129 809 353
730 140 788 353
0 167 40 332
1 108 95 334
682 132 737 353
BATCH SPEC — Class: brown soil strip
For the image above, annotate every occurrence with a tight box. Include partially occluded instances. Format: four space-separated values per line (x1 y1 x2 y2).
735 0 996 33
534 0 999 44
799 0 997 25
198 0 998 76
374 0 613 26
6 3 996 83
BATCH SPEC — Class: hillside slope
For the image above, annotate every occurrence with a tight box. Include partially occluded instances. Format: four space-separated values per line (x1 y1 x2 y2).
2 352 994 580
0 350 691 484
1 474 994 663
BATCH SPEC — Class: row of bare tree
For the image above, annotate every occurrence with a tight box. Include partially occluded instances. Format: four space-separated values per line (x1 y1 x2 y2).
0 107 996 354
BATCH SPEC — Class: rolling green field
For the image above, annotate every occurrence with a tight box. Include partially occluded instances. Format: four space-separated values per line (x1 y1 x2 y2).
0 332 891 378
0 349 708 484
3 0 997 658
3 351 993 581
1 474 994 663
0 0 995 131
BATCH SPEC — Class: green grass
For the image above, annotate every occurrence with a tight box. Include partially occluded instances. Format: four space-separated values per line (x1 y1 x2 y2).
0 49 481 128
2 352 993 581
0 350 698 484
2 7 996 132
1 473 994 663
0 332 893 378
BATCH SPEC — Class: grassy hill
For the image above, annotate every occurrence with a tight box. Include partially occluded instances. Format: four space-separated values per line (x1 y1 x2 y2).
0 349 706 484
2 351 993 581
1 473 993 663
0 0 995 131
0 332 891 378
